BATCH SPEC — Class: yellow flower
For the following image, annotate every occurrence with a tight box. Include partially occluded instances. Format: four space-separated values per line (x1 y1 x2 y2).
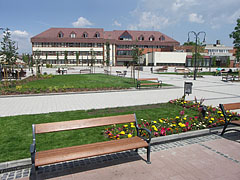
217 111 222 114
159 119 163 123
131 125 135 128
128 134 132 138
220 114 224 117
123 125 128 128
209 121 213 123
153 121 157 123
183 117 187 120
172 124 176 127
176 116 180 119
211 118 214 121
120 131 125 135
205 117 208 119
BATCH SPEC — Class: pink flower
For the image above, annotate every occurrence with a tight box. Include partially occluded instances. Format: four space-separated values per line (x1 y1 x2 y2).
154 132 159 137
194 116 198 119
161 128 166 136
185 122 189 127
180 110 185 116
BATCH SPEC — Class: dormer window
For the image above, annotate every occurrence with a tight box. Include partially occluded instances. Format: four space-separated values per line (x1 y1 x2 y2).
70 32 76 38
149 35 155 41
95 32 100 38
138 35 144 41
58 32 64 38
119 31 132 41
83 32 88 38
159 35 165 41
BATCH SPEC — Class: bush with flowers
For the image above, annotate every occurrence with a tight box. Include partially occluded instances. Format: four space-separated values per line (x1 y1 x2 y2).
103 97 240 140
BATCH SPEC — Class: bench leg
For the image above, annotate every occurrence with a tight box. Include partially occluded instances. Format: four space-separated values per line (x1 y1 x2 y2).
30 164 37 180
147 145 151 164
221 123 228 136
135 148 138 152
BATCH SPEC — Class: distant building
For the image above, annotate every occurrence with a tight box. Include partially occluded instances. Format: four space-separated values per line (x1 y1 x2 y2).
31 28 179 66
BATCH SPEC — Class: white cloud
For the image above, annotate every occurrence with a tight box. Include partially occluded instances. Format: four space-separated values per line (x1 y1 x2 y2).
72 17 93 27
0 30 32 54
129 11 170 30
113 20 121 27
189 13 204 23
11 30 29 38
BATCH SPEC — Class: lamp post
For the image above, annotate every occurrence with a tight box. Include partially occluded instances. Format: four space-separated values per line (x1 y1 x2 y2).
187 31 206 80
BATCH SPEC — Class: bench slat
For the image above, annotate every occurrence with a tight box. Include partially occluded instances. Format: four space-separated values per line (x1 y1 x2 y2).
223 103 240 110
137 78 158 81
140 83 160 86
35 136 147 166
35 114 135 134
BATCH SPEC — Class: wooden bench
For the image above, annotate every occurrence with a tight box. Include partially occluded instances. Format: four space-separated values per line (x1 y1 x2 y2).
155 66 168 72
222 73 233 82
219 103 240 135
30 114 151 176
80 69 91 74
104 69 110 75
137 78 162 89
116 70 127 77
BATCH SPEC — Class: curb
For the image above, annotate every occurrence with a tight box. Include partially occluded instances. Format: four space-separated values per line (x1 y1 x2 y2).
0 86 179 99
0 126 224 173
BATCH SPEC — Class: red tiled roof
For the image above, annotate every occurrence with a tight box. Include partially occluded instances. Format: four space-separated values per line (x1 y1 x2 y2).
31 28 179 45
31 28 104 40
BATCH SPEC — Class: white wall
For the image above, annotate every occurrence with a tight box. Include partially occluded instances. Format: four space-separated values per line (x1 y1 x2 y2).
154 52 187 65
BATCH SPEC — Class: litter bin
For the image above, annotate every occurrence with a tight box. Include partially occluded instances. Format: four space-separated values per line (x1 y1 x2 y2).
184 82 193 96
150 67 153 73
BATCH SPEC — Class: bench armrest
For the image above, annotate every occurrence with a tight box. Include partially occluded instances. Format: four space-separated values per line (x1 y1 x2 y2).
137 128 152 143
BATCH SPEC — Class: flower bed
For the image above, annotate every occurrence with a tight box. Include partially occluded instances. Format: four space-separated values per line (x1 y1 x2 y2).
104 97 240 140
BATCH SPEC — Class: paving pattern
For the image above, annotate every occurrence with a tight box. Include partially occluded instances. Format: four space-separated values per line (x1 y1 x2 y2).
1 133 240 180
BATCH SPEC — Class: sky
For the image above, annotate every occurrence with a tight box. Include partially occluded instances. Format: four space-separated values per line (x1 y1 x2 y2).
0 0 239 54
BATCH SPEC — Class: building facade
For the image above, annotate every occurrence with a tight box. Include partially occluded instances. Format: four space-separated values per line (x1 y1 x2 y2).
31 28 179 66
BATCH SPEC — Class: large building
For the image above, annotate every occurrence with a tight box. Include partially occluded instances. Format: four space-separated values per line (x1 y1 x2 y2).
31 28 179 66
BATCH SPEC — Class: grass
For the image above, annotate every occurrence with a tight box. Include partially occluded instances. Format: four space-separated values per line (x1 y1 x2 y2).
0 103 197 163
0 74 171 95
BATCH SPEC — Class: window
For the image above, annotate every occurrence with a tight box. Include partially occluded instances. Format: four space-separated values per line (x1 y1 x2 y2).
159 35 165 41
70 33 76 38
149 35 155 41
138 35 144 41
95 32 100 38
58 32 64 38
83 32 88 38
119 31 132 41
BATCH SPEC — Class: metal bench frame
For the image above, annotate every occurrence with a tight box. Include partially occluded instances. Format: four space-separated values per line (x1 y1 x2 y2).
219 103 240 135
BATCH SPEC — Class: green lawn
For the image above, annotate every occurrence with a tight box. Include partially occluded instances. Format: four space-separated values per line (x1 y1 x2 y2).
0 103 197 163
0 74 171 95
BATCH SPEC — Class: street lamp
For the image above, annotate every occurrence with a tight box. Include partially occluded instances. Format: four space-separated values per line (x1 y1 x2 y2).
187 31 206 80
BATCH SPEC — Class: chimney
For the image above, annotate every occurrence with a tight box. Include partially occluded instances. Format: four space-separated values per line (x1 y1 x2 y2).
216 40 220 45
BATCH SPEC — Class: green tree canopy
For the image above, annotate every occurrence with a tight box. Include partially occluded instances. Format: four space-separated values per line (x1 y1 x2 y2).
0 28 18 65
230 17 240 62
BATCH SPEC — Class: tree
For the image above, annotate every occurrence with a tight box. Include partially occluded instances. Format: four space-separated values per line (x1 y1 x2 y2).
183 41 196 46
76 51 79 66
105 41 110 66
0 28 18 65
230 17 240 62
64 51 68 65
132 44 143 80
33 50 42 74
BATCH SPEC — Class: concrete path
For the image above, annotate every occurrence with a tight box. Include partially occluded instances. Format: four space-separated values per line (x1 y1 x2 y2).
13 133 240 180
0 67 240 117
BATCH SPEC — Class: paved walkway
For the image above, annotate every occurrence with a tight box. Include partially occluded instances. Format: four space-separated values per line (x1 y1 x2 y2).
2 133 239 180
0 67 240 117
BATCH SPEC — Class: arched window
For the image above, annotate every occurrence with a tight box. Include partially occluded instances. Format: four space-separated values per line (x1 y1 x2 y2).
159 35 165 41
83 32 88 38
149 35 155 41
138 35 144 41
58 31 64 38
95 32 100 38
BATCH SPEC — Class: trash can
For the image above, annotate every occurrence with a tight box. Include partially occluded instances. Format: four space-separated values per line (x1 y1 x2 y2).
184 82 193 96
